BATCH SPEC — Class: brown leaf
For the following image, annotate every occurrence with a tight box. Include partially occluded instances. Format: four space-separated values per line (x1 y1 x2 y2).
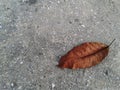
57 39 115 69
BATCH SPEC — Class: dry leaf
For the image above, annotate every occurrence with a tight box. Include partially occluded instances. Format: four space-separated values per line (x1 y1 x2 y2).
57 39 115 69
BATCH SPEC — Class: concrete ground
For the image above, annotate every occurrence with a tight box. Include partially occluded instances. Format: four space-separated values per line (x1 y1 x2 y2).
0 0 120 90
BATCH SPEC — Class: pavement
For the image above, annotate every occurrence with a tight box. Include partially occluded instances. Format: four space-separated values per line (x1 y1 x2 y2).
0 0 120 90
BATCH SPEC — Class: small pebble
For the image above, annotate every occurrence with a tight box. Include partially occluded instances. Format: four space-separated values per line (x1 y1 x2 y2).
0 25 2 29
57 1 60 3
81 24 85 27
96 22 100 24
74 18 79 22
10 82 17 88
11 83 14 87
91 9 93 12
80 38 83 41
52 83 55 88
20 61 23 64
18 86 22 89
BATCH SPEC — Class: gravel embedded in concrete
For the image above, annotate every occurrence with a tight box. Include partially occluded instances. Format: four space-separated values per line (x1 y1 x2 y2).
0 0 120 90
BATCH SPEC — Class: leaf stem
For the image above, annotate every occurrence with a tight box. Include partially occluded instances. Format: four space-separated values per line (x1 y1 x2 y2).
108 39 116 47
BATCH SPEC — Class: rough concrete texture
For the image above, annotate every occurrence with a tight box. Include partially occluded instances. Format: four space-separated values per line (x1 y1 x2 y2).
0 0 120 90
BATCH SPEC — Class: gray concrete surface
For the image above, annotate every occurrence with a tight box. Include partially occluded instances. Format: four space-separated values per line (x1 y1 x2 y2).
0 0 120 90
